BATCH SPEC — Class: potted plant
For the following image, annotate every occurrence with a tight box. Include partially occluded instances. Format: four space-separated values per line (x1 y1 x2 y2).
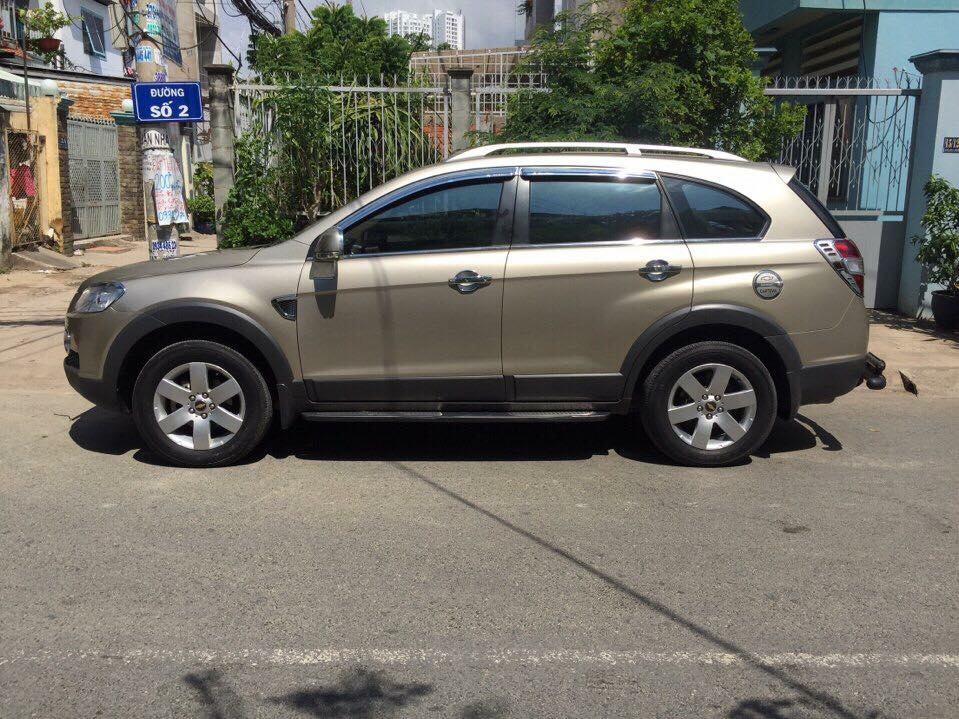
187 162 216 234
187 194 216 234
913 175 959 329
18 3 76 54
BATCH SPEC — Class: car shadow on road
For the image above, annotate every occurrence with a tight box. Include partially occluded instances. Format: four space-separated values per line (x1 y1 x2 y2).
68 406 142 456
67 408 839 467
264 417 647 463
265 415 834 466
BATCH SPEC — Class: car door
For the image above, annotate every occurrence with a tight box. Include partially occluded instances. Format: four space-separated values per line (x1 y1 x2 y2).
502 167 693 402
296 167 517 403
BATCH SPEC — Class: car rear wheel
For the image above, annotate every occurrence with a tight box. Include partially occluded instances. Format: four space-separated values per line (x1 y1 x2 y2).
640 341 777 466
132 340 273 467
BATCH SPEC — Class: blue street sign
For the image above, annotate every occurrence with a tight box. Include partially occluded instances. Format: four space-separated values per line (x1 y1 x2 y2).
132 82 203 123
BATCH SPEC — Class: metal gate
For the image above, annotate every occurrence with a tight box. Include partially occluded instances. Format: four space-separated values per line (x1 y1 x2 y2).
5 129 43 248
67 117 120 239
764 76 920 214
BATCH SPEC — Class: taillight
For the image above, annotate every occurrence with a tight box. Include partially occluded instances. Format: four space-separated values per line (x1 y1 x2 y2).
815 238 864 296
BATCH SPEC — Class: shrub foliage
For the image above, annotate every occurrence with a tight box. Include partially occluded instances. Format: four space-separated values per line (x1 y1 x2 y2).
498 0 804 161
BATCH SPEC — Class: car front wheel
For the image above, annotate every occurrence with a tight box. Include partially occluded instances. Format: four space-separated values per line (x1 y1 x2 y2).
132 340 273 467
640 341 777 467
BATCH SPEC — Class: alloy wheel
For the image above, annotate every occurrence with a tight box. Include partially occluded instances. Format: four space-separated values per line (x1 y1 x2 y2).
667 363 757 451
152 362 245 451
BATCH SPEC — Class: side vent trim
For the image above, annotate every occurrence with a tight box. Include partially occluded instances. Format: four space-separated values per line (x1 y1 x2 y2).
272 295 298 321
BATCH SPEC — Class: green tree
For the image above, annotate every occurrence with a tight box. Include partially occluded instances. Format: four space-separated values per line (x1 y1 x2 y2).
252 2 419 82
498 0 804 160
222 2 441 246
223 86 437 247
405 32 432 54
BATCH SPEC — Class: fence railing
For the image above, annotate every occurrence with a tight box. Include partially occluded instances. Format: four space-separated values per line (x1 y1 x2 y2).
229 74 920 218
232 79 451 215
764 76 921 215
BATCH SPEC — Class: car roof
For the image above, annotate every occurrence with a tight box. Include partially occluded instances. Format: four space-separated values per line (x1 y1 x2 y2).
398 149 790 199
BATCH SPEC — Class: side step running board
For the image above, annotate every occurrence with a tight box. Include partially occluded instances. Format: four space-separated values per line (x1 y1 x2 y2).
301 411 610 423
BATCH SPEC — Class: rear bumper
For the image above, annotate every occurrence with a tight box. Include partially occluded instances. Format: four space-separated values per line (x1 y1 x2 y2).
794 352 886 408
797 357 864 406
64 353 124 412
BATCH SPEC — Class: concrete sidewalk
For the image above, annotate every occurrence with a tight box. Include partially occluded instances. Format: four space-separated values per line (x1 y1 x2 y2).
869 311 959 396
0 235 217 395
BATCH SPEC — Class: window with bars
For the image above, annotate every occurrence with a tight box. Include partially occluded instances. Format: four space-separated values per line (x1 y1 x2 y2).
81 7 106 59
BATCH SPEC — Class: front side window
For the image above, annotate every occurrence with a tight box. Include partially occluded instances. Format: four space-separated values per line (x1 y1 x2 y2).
343 180 504 256
81 8 106 59
528 178 662 245
662 176 767 239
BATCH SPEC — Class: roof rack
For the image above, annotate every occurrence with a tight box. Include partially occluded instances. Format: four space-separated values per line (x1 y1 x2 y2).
446 142 747 163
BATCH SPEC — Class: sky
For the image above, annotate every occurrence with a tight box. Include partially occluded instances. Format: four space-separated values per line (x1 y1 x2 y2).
215 0 523 72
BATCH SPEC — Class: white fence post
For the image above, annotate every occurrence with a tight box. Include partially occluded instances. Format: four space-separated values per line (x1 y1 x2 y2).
447 68 473 154
206 64 235 245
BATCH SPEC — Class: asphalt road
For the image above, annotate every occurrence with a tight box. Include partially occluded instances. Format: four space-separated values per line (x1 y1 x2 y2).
0 289 956 718
0 387 956 718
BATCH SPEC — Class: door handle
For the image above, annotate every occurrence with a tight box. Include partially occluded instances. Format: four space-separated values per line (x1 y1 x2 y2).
639 259 682 282
448 270 492 294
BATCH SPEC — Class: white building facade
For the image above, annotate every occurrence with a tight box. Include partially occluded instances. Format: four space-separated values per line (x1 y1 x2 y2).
384 10 434 44
53 0 126 77
432 10 465 50
384 8 465 50
4 0 219 83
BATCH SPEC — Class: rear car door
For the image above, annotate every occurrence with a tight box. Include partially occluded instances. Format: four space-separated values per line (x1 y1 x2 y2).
296 168 517 403
502 167 693 402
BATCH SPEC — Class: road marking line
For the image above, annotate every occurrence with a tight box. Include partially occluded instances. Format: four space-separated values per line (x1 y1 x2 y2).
1 649 957 669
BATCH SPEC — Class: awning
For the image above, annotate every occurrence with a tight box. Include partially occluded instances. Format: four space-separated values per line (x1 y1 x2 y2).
0 66 50 100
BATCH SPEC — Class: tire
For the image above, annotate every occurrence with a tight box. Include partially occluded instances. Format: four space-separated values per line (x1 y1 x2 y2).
639 341 777 467
132 340 273 467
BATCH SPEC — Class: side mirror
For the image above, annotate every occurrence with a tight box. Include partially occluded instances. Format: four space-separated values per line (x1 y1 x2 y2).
317 227 344 260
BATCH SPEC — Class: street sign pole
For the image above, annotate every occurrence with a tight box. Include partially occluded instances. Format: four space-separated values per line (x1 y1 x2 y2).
132 83 204 123
130 0 183 260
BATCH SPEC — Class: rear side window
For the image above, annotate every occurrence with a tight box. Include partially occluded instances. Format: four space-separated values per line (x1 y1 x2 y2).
528 179 662 244
662 176 767 239
788 177 845 239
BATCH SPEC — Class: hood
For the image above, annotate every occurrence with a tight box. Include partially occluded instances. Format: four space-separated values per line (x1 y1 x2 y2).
81 248 262 287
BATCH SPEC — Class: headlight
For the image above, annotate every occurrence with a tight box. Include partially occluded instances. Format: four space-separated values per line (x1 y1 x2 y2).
73 282 125 313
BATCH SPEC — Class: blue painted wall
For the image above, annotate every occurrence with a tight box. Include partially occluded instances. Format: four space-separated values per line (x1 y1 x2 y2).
864 11 959 78
755 9 959 79
740 1 959 33
741 6 959 311
899 54 959 315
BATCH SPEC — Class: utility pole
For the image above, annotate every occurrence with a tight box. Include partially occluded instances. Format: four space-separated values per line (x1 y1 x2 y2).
130 0 184 259
283 0 296 34
206 65 235 246
20 22 31 130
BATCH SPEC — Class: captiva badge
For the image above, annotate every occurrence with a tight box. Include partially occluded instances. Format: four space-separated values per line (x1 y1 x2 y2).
753 270 783 299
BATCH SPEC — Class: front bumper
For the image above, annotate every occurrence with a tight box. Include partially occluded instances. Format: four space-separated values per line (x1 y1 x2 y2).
64 352 124 411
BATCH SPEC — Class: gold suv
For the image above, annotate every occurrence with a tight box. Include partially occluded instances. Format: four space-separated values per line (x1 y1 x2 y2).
64 142 886 467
